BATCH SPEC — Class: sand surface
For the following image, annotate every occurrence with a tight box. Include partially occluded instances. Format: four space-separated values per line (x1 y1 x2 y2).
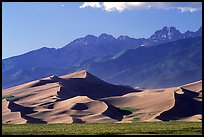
2 70 202 124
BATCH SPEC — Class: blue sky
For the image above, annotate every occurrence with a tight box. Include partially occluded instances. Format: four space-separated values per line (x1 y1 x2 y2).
2 2 202 59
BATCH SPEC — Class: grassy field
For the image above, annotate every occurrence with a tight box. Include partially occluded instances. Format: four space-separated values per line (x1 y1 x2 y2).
2 122 202 135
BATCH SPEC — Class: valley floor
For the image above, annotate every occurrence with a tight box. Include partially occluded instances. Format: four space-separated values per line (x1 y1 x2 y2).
2 122 202 135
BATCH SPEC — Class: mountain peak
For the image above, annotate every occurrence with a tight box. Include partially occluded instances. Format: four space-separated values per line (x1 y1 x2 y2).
99 33 115 40
84 34 97 39
161 26 177 32
149 26 182 42
170 26 177 31
162 26 168 31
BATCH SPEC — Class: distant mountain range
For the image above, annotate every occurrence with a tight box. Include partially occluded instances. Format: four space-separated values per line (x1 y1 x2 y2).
143 26 202 46
2 26 202 89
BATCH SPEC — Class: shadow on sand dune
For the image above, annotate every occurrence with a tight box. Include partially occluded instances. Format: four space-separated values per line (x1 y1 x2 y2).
156 88 202 121
56 72 141 100
8 101 47 124
28 71 141 101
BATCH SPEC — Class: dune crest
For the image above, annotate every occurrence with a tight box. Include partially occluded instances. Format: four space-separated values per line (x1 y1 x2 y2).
59 70 88 79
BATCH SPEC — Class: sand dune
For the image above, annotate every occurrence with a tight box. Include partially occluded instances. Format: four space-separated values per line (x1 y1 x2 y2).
156 86 202 121
2 70 202 124
2 99 27 124
181 80 202 92
101 88 175 122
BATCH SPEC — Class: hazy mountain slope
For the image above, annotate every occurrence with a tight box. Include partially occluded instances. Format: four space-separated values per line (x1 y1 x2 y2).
84 37 202 88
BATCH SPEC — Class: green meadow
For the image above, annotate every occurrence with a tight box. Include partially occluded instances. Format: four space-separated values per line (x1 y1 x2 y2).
2 122 202 135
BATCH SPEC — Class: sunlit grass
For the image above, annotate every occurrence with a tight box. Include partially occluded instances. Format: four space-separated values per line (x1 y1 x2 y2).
2 122 202 135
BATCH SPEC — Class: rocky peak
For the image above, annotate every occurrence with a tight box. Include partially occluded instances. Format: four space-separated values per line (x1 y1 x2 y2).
98 33 115 41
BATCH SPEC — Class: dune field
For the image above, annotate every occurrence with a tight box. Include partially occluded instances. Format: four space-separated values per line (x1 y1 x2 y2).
2 70 202 124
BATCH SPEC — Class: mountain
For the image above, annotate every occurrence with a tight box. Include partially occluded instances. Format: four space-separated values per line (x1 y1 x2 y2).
143 26 202 46
2 70 202 123
183 27 202 38
83 37 202 88
2 26 202 89
2 34 144 89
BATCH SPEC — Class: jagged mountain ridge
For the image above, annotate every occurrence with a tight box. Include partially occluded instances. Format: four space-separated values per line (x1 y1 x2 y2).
143 26 202 46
